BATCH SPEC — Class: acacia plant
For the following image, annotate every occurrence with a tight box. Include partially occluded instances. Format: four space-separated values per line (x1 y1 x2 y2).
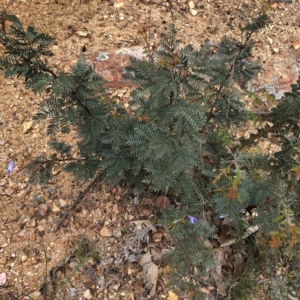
1 12 300 299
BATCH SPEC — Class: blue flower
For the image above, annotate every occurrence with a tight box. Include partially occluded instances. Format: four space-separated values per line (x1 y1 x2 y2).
187 215 198 224
7 160 14 174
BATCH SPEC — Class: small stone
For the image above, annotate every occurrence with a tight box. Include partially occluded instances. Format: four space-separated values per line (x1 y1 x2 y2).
113 204 124 214
204 240 213 248
100 226 112 237
37 224 45 232
52 204 61 213
76 31 89 37
267 37 273 45
49 186 56 194
190 8 198 16
292 42 300 50
23 121 33 134
21 255 27 262
188 1 194 9
114 2 123 8
69 261 78 269
18 190 29 198
273 48 279 53
33 195 40 202
59 199 68 207
35 204 48 218
113 283 120 291
113 229 122 238
69 288 76 298
29 290 41 299
0 272 7 285
83 289 93 299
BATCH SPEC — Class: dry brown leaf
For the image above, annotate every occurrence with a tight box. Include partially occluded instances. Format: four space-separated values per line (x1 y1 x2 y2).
133 279 144 294
212 272 230 297
138 251 158 297
214 248 225 276
150 247 162 262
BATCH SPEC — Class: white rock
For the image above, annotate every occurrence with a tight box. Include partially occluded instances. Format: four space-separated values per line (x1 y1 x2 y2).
52 204 61 213
190 8 198 16
83 289 93 299
59 199 68 207
76 31 89 37
114 2 124 8
188 1 194 9
21 255 27 262
267 36 273 45
23 121 33 134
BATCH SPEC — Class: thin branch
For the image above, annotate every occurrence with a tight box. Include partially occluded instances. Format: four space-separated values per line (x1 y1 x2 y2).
54 171 103 232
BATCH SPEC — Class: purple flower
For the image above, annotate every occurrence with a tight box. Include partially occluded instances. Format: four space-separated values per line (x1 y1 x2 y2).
219 214 229 219
7 160 14 174
188 215 198 224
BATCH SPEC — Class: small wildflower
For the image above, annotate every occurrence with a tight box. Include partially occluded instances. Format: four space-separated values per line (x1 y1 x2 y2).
7 160 14 174
187 215 198 224
219 214 229 219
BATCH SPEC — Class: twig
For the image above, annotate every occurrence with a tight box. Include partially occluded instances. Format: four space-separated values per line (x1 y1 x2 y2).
0 193 12 198
54 171 103 232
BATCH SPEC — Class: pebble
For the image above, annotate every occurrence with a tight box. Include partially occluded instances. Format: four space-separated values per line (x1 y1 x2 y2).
113 229 123 238
83 289 93 299
49 186 56 194
21 255 27 262
190 8 198 15
267 37 273 45
17 190 29 198
52 203 61 213
23 121 33 134
59 199 68 207
76 31 89 37
100 226 112 237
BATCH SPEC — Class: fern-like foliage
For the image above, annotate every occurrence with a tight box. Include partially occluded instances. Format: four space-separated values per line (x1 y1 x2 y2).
1 13 300 299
